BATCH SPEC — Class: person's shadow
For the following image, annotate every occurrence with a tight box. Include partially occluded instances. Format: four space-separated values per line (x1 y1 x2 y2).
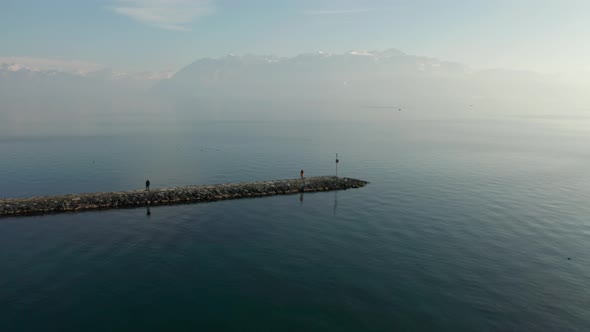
146 206 151 217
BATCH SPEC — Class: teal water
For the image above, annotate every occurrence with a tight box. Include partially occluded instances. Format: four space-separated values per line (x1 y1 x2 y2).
1 112 590 331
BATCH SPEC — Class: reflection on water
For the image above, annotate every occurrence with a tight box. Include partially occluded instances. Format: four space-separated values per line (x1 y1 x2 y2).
333 191 338 216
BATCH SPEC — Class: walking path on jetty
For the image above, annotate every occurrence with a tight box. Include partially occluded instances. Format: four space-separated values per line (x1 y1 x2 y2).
0 176 368 217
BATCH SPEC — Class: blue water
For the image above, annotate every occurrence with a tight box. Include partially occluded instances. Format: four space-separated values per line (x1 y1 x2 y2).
1 112 590 331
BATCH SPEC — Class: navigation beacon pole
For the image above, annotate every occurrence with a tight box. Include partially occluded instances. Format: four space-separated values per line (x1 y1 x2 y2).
335 153 339 177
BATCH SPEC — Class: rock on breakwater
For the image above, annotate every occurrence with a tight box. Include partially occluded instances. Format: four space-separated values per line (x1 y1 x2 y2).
0 176 368 217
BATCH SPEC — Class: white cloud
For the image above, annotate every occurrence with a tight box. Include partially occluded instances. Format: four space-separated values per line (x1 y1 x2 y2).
111 0 214 31
304 8 373 16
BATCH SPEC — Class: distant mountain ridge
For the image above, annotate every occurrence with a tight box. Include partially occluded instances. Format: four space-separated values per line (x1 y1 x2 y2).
0 62 171 103
1 50 587 117
156 49 470 101
0 61 173 85
153 49 581 111
0 62 170 120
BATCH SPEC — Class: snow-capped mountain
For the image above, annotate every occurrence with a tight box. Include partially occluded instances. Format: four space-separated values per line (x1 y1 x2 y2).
154 49 469 103
1 50 586 117
152 49 587 112
0 61 173 119
0 61 174 107
0 61 172 82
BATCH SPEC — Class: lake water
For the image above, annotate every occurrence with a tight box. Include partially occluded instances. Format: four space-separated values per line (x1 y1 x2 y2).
1 108 590 331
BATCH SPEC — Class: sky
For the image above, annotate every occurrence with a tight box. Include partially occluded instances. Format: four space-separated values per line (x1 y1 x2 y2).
1 0 590 74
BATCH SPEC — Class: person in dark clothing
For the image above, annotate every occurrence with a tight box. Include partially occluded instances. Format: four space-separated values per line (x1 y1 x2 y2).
146 179 151 191
300 169 305 192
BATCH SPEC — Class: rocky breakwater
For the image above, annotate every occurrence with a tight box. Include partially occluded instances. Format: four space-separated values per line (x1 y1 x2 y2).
0 176 368 217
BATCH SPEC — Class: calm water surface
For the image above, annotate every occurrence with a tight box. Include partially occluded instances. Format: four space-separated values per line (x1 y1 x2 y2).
1 112 589 331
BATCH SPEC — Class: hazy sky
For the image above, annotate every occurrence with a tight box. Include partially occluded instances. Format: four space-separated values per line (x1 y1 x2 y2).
2 0 589 73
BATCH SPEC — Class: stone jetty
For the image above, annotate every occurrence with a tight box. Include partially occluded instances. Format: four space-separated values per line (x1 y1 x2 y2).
0 176 368 217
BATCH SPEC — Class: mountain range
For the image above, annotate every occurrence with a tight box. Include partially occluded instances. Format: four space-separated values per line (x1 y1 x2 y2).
1 50 587 116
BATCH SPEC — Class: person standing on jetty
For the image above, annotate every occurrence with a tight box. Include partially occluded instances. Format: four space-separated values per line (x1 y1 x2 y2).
146 179 151 191
300 169 305 192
